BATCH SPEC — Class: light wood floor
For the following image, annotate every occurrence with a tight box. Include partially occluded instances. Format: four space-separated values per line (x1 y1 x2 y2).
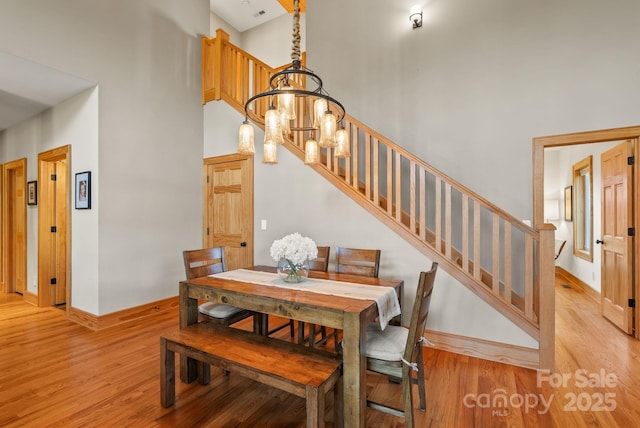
1 274 639 427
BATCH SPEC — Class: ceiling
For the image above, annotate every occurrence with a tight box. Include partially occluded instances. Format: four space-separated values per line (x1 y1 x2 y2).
210 0 289 33
0 1 294 133
0 51 95 132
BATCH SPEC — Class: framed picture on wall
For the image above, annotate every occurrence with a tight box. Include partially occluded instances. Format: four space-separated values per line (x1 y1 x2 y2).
75 171 91 209
27 181 37 206
564 185 572 221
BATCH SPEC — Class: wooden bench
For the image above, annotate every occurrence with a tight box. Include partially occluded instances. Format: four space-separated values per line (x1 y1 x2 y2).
160 322 343 427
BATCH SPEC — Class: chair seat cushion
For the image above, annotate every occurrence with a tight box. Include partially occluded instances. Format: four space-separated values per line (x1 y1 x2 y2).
364 323 408 361
198 302 245 319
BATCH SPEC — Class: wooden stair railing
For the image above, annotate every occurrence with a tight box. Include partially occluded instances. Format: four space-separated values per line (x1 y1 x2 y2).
202 30 556 356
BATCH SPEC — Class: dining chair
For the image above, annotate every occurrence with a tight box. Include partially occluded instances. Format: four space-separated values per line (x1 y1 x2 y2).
182 248 257 328
310 247 382 352
362 262 437 428
554 239 567 260
335 247 381 278
298 246 330 346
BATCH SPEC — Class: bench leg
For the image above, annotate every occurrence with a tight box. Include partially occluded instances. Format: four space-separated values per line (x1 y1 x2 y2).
334 375 343 428
160 337 175 407
305 385 324 428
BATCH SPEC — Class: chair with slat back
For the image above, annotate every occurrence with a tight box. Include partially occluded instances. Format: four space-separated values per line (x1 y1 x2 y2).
183 248 256 327
361 262 437 428
308 245 330 272
309 247 382 352
299 247 331 346
555 239 567 260
335 247 381 278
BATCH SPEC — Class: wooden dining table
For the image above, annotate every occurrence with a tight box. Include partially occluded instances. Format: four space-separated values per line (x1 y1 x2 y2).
179 265 404 428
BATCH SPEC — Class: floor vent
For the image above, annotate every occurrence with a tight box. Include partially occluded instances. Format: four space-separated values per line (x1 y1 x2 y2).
561 284 572 289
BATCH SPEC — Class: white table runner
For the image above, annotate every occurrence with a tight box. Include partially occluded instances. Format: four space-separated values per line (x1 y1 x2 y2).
211 269 401 330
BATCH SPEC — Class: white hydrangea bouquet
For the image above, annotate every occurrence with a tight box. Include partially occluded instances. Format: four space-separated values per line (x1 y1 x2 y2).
270 232 318 283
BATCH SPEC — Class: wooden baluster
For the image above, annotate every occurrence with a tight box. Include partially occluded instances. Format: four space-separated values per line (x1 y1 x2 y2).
373 138 379 206
240 56 249 107
445 183 452 259
344 121 352 184
365 133 371 199
410 161 416 234
435 177 442 253
473 203 481 281
462 195 469 272
395 152 401 223
419 167 426 240
504 223 512 304
524 233 534 320
492 214 500 296
352 127 359 191
387 146 393 216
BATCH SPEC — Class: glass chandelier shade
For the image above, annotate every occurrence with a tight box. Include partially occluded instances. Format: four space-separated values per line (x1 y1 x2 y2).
264 107 284 146
313 98 328 128
304 139 319 164
334 127 350 158
280 111 291 137
318 111 337 148
263 142 278 164
278 85 296 120
238 120 255 155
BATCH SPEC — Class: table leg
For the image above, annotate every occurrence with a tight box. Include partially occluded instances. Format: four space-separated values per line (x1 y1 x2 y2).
342 311 366 427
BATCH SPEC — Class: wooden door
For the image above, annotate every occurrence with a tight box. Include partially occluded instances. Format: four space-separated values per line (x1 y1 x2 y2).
600 140 634 334
38 146 69 307
0 164 3 294
203 154 253 270
2 159 27 295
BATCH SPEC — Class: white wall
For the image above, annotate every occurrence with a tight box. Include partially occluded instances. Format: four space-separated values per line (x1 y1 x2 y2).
242 13 305 68
0 0 209 315
203 100 538 348
208 10 303 67
210 11 242 43
0 87 100 310
308 0 640 223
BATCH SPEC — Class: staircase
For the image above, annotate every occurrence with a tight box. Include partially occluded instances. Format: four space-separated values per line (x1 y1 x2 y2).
202 30 556 370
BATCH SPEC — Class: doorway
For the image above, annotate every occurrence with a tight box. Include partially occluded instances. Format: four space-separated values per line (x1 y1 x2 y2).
37 146 70 308
533 126 640 338
2 158 27 296
203 154 254 270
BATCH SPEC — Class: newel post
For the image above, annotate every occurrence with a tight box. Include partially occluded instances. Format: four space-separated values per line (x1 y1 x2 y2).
538 224 556 371
213 28 229 101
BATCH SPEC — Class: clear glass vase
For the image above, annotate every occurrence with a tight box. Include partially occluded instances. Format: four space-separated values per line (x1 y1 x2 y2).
277 258 309 283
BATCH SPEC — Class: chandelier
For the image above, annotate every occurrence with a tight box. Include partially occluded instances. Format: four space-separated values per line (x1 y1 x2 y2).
237 0 349 164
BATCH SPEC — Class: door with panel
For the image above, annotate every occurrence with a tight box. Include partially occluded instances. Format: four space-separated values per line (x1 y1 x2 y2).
38 146 69 307
600 140 635 334
2 159 27 295
203 154 253 271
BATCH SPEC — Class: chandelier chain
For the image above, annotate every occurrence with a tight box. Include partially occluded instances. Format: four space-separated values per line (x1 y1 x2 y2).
291 0 301 63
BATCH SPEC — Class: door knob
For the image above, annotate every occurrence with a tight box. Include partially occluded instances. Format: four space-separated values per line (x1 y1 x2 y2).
596 239 604 244
240 242 247 247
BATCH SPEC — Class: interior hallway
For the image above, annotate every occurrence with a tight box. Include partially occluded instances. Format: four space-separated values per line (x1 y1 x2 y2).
0 272 639 427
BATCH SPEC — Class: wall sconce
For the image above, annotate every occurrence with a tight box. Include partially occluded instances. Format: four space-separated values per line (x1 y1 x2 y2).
410 5 423 29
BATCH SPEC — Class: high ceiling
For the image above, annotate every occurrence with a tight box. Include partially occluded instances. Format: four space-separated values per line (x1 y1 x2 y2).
0 51 94 132
210 0 289 32
1 1 300 133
